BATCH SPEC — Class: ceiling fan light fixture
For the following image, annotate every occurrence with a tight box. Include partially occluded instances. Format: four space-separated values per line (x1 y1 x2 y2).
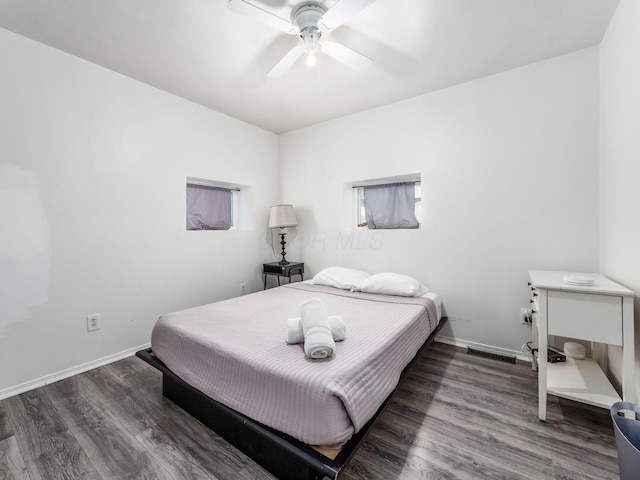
301 27 320 67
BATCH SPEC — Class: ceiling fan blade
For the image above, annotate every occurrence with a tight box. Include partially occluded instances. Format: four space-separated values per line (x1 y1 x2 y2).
267 45 305 78
228 0 299 34
321 41 372 71
318 0 376 32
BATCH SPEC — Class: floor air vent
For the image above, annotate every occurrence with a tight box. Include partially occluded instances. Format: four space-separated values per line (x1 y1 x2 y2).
467 347 516 364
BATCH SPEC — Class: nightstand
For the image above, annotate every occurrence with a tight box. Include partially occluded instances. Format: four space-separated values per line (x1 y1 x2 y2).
263 262 304 289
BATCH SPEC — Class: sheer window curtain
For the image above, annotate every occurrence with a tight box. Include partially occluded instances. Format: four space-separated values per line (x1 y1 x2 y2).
186 184 232 230
363 182 419 229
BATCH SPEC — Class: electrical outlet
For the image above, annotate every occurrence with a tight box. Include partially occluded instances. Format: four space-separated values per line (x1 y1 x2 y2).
87 313 101 332
520 308 532 325
240 282 247 295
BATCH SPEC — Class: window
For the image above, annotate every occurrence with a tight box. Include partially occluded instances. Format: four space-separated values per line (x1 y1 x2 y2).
353 174 421 229
186 179 237 230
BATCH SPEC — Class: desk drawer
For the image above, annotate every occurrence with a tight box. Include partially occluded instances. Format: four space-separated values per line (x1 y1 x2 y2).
264 263 287 274
547 291 622 345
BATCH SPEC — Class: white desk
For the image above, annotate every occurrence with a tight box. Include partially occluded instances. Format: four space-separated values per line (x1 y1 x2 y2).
528 270 634 421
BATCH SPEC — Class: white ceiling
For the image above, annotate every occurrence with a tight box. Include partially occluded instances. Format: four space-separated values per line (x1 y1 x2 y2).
0 0 619 134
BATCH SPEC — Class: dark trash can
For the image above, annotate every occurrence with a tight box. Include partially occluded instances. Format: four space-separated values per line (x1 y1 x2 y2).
611 401 640 479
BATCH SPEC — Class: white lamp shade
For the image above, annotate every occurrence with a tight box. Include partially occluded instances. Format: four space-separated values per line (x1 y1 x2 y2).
268 204 298 228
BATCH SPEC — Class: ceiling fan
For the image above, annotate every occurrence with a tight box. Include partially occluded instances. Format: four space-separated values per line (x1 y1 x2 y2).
228 0 376 78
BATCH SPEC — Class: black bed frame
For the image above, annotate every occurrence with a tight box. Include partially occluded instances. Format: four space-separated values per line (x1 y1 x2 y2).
136 317 446 480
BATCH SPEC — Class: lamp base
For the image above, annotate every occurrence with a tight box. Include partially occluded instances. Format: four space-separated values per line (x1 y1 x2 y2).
278 232 289 265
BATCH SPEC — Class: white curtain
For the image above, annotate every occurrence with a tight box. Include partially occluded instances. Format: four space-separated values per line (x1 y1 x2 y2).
364 182 419 229
186 184 232 230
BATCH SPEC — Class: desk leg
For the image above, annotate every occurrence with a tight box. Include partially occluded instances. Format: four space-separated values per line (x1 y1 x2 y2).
538 291 548 422
622 297 635 405
263 274 267 290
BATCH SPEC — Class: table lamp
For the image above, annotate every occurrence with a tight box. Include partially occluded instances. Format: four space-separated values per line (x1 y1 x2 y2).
268 204 298 265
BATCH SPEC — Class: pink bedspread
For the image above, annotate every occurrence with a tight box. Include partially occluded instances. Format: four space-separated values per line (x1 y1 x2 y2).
151 283 439 446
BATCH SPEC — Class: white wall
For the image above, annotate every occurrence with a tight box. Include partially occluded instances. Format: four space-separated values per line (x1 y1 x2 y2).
280 48 601 355
0 28 279 396
600 0 640 399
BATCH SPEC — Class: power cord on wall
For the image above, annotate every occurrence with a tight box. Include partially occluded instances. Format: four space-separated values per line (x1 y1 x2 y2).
269 229 279 261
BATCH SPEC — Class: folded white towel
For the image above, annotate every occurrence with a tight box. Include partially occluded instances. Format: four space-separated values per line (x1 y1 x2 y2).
300 298 335 359
286 315 346 344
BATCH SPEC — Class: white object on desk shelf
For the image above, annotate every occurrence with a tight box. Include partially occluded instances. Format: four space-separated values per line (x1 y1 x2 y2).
564 341 586 359
529 270 634 422
563 274 594 286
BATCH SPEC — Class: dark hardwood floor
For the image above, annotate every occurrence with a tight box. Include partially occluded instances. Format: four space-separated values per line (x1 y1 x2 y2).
0 342 619 479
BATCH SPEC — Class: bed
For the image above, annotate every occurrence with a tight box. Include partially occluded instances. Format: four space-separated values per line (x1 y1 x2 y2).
137 275 445 479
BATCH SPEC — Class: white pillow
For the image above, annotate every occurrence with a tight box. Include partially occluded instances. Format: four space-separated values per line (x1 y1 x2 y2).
310 267 370 290
354 272 429 297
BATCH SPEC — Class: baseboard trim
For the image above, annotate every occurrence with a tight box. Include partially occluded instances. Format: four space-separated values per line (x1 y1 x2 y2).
0 343 151 401
436 335 531 363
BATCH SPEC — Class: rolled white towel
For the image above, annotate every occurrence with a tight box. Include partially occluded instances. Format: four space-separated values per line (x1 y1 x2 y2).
286 316 346 344
300 298 335 359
